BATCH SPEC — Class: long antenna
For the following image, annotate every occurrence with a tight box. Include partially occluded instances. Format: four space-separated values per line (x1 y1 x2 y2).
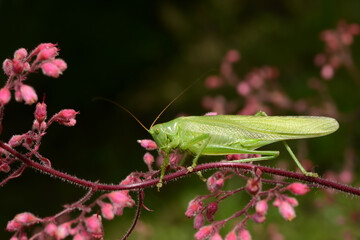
150 71 212 128
92 97 149 132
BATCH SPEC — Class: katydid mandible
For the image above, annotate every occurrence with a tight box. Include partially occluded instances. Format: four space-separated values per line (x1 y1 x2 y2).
147 111 338 188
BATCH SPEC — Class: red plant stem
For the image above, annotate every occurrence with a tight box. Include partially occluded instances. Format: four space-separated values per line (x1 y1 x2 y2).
122 189 143 240
1 141 359 196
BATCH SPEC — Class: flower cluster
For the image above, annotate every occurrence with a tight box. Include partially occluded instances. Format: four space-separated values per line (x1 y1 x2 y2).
1 43 67 106
186 168 311 240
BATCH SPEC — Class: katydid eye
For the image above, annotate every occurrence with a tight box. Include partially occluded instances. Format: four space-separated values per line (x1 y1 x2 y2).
154 129 160 134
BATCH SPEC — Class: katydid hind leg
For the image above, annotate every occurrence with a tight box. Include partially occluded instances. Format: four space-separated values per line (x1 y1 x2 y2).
283 141 318 177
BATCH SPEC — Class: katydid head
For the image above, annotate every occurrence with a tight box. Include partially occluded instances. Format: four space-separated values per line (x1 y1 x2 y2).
149 120 179 152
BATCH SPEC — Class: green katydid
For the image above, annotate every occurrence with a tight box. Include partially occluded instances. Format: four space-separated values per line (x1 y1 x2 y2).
147 111 338 188
98 87 339 189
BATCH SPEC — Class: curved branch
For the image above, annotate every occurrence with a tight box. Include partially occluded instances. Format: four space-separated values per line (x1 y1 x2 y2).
1 141 359 196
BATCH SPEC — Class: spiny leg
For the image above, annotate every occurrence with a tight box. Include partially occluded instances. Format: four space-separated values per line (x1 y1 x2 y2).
157 152 170 190
283 141 318 177
185 134 211 172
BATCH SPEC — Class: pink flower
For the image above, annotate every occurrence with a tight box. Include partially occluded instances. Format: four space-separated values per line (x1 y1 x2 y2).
185 199 203 218
56 222 71 239
206 202 218 222
225 230 237 240
14 48 28 60
3 59 13 76
35 102 47 122
41 62 61 78
0 87 11 105
287 183 310 195
6 220 21 231
108 191 135 208
52 59 67 72
20 84 38 105
85 214 102 235
12 59 24 74
211 232 223 240
36 47 58 61
205 75 223 89
285 197 299 207
137 139 157 150
14 212 39 224
101 203 115 220
195 225 213 240
54 109 79 126
238 229 251 240
237 81 251 96
321 64 334 80
44 223 57 237
194 214 205 230
143 152 154 166
225 49 240 63
255 200 268 215
279 201 296 221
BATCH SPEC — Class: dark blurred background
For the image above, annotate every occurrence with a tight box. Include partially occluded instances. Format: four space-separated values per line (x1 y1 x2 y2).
1 1 359 239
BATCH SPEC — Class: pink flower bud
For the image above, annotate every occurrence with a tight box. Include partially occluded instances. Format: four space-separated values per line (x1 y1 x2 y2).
73 233 85 240
195 225 213 240
226 49 240 63
101 203 114 220
12 59 24 74
108 191 135 207
33 43 57 55
194 214 205 230
35 102 47 122
9 135 25 147
185 199 203 218
253 213 266 223
137 139 157 150
287 183 310 195
14 212 39 224
246 178 261 195
205 75 223 89
255 200 268 215
206 202 218 220
225 230 237 240
273 197 281 207
18 232 27 240
238 229 252 240
36 47 58 61
285 197 299 207
6 220 21 231
207 172 224 193
143 152 154 166
15 89 23 102
0 87 11 105
24 62 30 71
211 232 223 240
321 65 334 80
85 215 102 235
10 237 18 240
226 154 241 160
20 84 38 105
237 81 251 96
52 59 67 72
45 223 57 237
14 48 28 60
54 109 79 126
3 59 13 76
56 222 71 239
279 201 296 221
41 62 61 78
